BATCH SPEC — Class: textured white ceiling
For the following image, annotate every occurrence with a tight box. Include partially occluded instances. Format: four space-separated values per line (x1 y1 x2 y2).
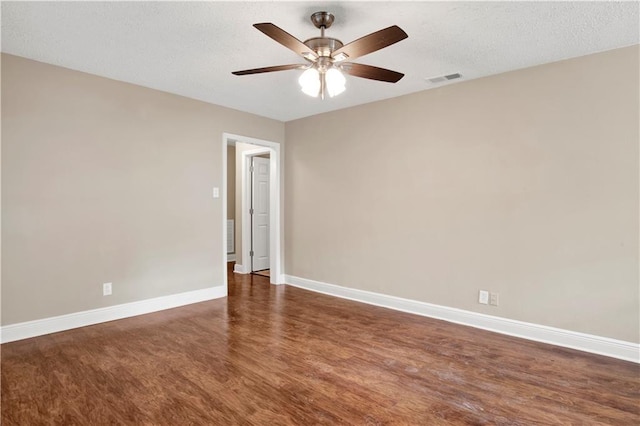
2 1 638 122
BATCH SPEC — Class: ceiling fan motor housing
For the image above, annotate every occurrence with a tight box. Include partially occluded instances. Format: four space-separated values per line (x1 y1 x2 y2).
303 37 343 58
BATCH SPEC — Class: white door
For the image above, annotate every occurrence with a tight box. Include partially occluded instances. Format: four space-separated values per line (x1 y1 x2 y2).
251 157 270 271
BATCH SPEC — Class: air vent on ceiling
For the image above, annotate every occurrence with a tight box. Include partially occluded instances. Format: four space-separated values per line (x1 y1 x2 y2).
427 73 462 84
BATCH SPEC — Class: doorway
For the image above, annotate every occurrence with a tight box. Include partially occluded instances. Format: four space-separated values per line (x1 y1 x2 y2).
222 133 283 288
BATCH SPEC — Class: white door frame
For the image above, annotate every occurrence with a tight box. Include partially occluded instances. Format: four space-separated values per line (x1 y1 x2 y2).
222 133 284 286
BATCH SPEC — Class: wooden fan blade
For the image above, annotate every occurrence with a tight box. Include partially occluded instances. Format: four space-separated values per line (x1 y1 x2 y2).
332 25 408 62
254 23 318 60
340 63 404 83
232 64 305 76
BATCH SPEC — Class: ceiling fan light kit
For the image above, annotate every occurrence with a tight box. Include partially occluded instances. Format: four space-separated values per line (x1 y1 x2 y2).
298 58 346 98
232 11 408 100
299 68 321 96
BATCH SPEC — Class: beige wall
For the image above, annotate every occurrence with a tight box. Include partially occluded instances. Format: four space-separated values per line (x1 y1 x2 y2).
285 46 639 342
1 54 284 325
3 47 638 343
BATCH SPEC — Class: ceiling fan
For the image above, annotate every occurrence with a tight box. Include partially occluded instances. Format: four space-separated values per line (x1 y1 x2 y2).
232 11 408 99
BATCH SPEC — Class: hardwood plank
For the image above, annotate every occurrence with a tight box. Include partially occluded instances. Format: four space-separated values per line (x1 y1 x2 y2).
2 264 639 424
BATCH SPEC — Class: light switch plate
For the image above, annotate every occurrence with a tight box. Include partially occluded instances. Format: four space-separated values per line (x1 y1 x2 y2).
103 282 112 296
213 187 220 198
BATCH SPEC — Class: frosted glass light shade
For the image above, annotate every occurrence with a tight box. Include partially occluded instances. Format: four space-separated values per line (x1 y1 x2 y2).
298 68 320 97
325 68 346 97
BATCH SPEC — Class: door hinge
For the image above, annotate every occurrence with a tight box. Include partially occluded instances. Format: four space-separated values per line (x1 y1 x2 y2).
249 208 254 215
250 165 254 173
249 250 254 257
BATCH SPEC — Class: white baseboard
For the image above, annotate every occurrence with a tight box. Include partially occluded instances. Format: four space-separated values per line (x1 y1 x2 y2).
227 253 236 262
1 286 226 344
285 275 639 363
233 263 249 274
232 263 284 284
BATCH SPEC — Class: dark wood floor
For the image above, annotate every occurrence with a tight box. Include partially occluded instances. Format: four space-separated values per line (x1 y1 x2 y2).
2 264 639 425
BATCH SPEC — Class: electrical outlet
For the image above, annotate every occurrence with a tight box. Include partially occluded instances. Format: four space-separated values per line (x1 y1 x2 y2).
103 282 112 296
490 292 499 306
478 290 489 304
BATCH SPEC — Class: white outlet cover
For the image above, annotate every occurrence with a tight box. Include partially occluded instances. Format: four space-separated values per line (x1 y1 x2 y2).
490 292 499 306
478 290 489 304
212 187 220 198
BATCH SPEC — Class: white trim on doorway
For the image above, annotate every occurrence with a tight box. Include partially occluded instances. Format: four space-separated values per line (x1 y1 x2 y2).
222 133 284 285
